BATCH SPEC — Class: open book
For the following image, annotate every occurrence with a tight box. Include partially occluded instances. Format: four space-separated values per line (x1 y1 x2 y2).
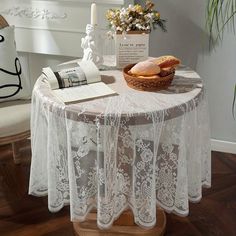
43 61 117 104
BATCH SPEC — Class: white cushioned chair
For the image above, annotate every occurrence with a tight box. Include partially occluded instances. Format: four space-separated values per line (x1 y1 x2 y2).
0 15 30 164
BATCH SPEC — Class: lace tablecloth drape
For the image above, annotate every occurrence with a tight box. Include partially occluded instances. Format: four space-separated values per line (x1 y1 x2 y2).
29 66 211 229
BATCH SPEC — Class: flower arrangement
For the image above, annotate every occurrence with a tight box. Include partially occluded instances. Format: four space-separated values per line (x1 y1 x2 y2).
106 0 166 33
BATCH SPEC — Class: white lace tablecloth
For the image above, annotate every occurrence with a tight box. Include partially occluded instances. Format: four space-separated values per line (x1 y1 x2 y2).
29 65 211 229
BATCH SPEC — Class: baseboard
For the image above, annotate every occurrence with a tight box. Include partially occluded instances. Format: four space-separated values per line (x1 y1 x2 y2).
211 139 236 154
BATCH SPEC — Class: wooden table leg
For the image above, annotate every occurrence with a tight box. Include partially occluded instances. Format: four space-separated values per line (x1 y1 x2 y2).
73 208 166 236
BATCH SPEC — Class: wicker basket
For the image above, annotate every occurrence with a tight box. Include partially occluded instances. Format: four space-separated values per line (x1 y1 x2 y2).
123 64 175 91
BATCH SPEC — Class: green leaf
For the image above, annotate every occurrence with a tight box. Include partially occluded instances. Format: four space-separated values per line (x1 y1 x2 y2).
206 0 236 48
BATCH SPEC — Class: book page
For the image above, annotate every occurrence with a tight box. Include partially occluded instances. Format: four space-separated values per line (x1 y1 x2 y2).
53 82 117 103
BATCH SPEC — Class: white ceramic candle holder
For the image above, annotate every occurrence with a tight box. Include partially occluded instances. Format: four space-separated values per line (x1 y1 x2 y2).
81 24 104 68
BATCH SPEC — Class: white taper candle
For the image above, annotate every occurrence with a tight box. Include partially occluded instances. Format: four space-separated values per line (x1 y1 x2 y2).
91 3 97 25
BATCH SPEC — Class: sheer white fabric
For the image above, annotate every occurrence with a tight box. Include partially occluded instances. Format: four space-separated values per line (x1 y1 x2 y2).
29 66 211 229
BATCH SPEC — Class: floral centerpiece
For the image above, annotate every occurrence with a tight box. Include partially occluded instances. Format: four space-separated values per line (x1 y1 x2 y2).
106 0 166 34
106 1 166 68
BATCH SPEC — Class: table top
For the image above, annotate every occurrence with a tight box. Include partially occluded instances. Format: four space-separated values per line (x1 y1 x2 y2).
34 60 204 123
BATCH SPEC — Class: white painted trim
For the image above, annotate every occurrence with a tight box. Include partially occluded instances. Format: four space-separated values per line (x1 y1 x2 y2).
33 0 126 5
15 26 84 34
15 25 108 34
211 139 236 154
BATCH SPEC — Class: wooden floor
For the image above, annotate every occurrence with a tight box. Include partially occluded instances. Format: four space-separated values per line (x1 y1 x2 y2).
0 140 235 236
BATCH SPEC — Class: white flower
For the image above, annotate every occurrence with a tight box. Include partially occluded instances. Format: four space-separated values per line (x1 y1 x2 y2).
136 23 142 29
146 13 152 19
120 12 125 18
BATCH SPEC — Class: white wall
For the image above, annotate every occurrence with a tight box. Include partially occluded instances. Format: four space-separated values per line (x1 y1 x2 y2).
136 0 236 145
1 0 120 56
1 0 133 92
3 0 236 148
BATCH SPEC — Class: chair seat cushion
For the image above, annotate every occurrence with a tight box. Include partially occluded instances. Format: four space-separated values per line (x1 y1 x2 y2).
0 100 30 138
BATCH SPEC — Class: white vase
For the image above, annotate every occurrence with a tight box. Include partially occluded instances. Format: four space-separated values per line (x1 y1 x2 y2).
115 31 149 68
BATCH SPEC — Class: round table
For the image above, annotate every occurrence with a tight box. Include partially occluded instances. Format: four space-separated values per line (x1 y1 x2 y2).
29 63 211 235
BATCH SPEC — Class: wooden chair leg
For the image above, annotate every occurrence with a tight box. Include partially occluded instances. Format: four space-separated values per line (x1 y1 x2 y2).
12 142 21 164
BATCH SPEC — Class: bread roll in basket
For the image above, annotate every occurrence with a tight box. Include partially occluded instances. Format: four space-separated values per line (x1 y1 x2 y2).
123 56 180 91
123 64 175 91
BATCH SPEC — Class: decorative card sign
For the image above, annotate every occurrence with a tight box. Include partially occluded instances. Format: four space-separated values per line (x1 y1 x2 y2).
115 31 149 68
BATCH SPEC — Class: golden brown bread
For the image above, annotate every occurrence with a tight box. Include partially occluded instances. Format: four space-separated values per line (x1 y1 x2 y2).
130 61 161 76
159 67 175 77
148 55 181 68
127 55 179 81
137 74 161 79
